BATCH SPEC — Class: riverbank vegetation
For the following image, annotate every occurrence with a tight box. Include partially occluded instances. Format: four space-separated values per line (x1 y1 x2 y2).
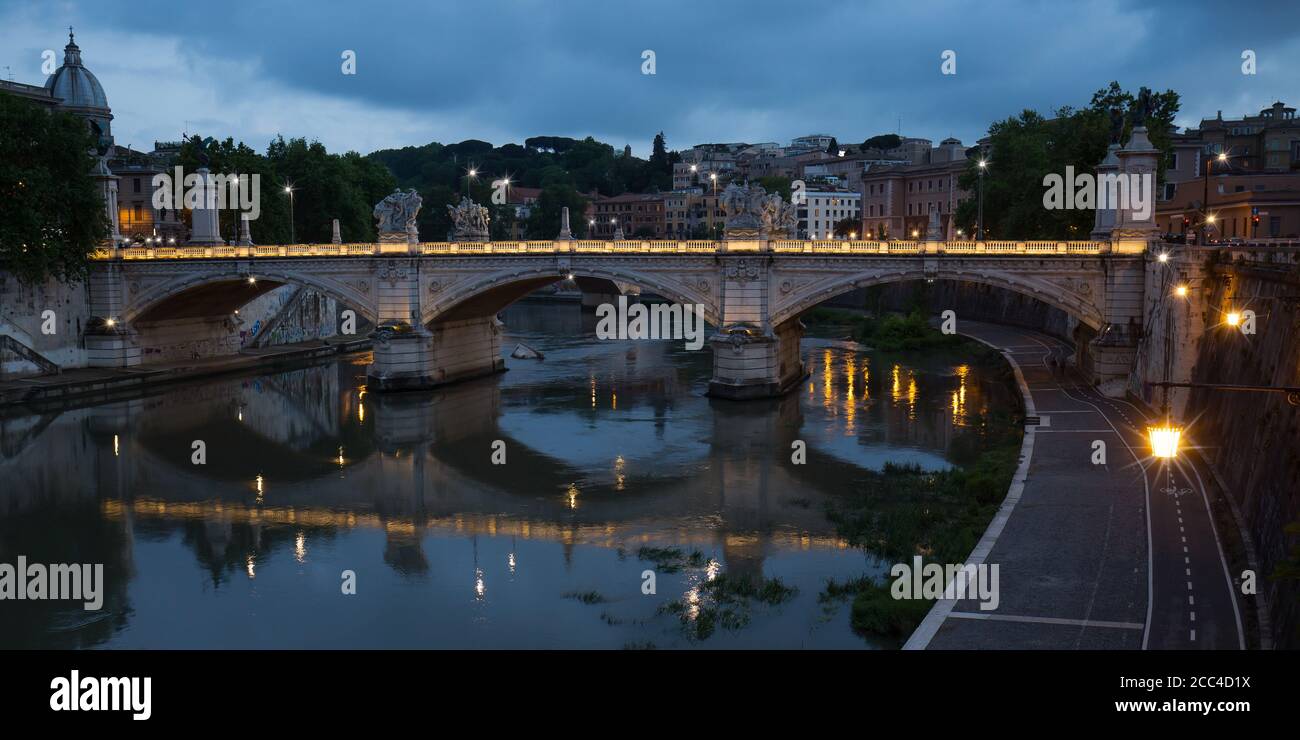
660 573 798 641
806 306 1024 644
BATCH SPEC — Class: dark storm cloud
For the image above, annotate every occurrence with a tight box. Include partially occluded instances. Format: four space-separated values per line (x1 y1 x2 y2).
6 0 1299 154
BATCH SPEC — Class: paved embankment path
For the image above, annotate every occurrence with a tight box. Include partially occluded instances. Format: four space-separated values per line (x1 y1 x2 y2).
906 321 1244 650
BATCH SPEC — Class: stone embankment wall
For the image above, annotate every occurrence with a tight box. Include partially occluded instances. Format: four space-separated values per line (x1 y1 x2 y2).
1 270 346 376
1189 261 1300 647
133 286 339 363
0 273 90 376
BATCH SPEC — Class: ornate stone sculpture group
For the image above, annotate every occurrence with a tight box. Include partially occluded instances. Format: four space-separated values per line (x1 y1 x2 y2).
721 182 797 239
447 196 491 242
374 188 423 237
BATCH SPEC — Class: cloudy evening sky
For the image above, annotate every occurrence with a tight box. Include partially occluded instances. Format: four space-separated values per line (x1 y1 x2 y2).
1 0 1297 157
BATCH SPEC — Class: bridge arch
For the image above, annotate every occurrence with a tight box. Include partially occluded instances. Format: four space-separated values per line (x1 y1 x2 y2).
769 268 1105 330
122 265 378 326
422 263 721 327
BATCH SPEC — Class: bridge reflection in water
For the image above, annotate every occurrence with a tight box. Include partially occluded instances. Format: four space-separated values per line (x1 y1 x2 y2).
0 303 1016 648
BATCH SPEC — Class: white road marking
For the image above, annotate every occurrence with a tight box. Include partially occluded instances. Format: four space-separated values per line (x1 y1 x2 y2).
947 611 1144 630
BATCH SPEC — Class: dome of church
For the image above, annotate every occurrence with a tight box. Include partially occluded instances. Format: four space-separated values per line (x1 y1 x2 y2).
45 31 110 112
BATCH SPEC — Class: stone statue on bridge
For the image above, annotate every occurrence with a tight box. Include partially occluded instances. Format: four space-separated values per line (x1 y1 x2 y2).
374 188 423 236
722 182 796 239
760 192 798 238
447 196 491 242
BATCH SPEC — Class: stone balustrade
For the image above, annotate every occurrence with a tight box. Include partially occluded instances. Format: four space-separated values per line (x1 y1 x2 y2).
93 238 1117 260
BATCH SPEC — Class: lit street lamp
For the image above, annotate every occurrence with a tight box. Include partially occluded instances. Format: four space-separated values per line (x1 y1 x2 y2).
283 184 295 244
1147 425 1183 459
1200 150 1228 244
977 159 988 241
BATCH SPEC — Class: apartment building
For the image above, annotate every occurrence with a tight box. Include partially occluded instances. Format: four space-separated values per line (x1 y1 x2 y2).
590 193 666 238
1156 172 1300 240
664 190 724 238
857 138 971 239
798 190 861 239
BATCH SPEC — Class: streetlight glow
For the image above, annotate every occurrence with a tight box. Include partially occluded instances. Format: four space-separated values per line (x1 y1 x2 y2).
1174 284 1188 298
1157 252 1169 263
1147 425 1183 459
1226 311 1242 327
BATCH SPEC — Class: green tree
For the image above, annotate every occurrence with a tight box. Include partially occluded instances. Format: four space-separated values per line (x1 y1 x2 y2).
756 176 793 200
0 93 109 283
833 217 858 237
526 185 590 239
861 134 902 151
650 132 670 175
954 81 1180 240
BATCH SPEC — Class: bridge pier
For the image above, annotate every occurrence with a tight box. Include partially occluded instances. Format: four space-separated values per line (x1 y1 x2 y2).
707 253 807 399
85 264 141 368
708 320 806 400
366 316 504 392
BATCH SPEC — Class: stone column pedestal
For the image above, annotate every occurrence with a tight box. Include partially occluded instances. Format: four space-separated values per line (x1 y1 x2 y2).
366 324 434 391
1086 323 1139 389
707 319 806 400
85 323 142 368
366 316 504 391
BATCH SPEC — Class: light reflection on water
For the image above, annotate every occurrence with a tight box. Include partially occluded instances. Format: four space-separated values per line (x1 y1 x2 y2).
0 301 1015 649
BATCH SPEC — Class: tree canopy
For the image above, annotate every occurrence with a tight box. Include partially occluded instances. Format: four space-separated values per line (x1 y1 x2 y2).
176 134 395 245
861 134 902 151
364 133 681 240
0 92 109 283
954 82 1180 240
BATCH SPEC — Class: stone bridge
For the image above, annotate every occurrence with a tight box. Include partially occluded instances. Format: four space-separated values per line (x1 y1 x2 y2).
85 237 1152 399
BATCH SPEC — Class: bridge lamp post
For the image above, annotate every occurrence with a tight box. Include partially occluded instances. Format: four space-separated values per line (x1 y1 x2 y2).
1200 150 1228 243
283 185 295 244
976 159 988 241
709 172 718 195
465 166 477 196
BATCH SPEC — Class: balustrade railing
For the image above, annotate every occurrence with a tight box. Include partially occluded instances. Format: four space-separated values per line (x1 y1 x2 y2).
90 238 1119 260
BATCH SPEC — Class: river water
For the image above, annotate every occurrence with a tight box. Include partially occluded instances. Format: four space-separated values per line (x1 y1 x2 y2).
0 301 1018 649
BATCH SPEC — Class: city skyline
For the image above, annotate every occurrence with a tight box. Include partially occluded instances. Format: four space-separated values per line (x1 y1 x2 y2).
1 0 1297 157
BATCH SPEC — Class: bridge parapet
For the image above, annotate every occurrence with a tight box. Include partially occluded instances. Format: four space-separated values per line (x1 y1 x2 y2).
91 238 1117 259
